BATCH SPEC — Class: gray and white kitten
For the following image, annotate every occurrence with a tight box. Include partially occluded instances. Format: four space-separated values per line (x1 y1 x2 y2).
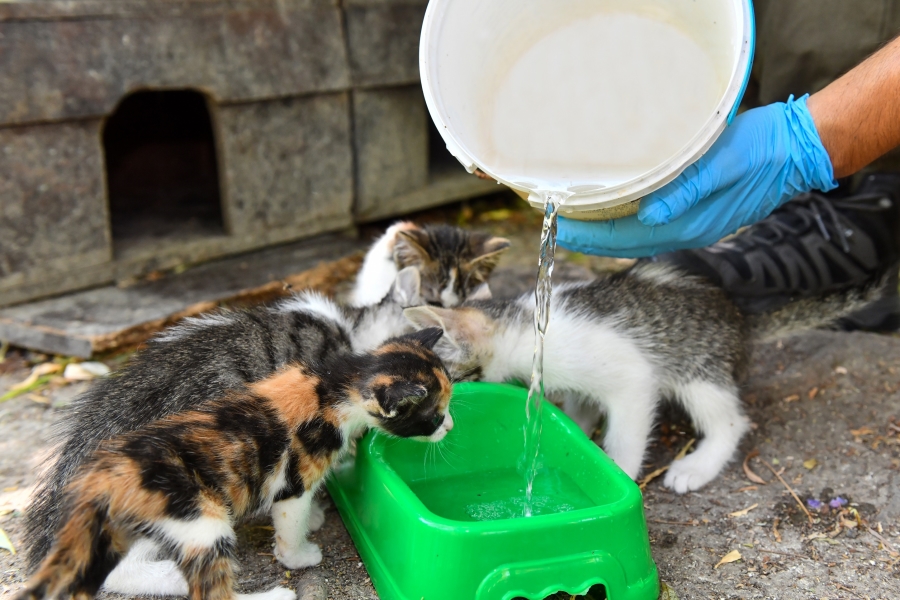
404 263 887 493
351 221 510 307
23 269 425 597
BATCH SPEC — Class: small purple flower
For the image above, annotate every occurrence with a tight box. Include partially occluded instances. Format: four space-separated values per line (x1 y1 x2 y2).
807 498 823 510
829 497 848 509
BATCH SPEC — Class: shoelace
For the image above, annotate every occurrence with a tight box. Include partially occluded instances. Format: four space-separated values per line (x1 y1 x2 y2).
744 192 889 254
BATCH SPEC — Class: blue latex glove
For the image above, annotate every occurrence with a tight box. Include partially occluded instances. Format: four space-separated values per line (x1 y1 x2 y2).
557 94 837 258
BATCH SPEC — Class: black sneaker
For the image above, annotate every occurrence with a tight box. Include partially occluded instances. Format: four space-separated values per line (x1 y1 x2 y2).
653 173 900 331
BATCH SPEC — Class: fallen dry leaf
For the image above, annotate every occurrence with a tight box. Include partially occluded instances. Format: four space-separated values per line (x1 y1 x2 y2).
10 363 62 392
808 387 819 400
659 582 680 600
733 485 758 493
27 393 50 405
850 427 874 437
742 450 768 485
714 549 742 569
783 394 800 403
803 459 818 470
0 527 15 554
729 503 759 518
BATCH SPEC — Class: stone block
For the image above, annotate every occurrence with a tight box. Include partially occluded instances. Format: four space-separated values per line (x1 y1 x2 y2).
0 234 365 358
0 120 112 305
353 86 428 218
344 0 426 86
0 1 349 126
217 93 354 238
0 0 336 21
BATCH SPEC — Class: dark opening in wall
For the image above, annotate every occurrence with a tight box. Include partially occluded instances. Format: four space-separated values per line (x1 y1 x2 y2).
427 111 462 177
103 90 224 256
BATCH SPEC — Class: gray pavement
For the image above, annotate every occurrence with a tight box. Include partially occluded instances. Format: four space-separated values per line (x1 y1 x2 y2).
1 206 899 599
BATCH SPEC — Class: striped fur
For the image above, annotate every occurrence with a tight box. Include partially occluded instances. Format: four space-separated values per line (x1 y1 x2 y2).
23 276 422 572
350 222 510 307
18 330 453 600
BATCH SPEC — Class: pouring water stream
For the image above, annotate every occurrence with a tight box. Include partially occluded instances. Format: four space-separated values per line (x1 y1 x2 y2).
523 190 570 517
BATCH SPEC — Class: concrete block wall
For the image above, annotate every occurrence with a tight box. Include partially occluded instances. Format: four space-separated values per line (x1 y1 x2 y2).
0 0 496 307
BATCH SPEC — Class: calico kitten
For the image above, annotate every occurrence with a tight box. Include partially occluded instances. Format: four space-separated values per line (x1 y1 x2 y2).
22 269 425 589
404 263 887 493
18 329 453 600
350 221 510 307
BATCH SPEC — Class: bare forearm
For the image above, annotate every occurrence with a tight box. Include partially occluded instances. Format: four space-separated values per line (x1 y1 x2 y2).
807 36 900 178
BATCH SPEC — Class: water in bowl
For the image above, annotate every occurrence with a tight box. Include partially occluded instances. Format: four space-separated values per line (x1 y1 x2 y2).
410 467 594 522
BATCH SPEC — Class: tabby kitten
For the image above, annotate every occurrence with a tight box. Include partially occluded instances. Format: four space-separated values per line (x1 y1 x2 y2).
350 221 510 307
404 263 887 493
23 269 424 591
18 329 453 600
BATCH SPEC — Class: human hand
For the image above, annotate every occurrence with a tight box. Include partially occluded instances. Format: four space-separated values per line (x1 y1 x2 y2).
557 95 837 258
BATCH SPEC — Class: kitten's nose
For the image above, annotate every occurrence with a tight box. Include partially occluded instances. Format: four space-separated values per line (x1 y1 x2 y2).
443 413 454 431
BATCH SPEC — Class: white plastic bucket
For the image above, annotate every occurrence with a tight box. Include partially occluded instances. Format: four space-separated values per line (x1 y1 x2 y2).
420 0 755 218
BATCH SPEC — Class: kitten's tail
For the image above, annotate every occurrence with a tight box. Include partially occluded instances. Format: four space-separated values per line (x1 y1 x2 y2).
17 477 119 600
17 471 124 600
746 267 896 342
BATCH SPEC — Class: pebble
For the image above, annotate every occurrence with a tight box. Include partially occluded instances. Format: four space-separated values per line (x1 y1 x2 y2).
295 572 327 600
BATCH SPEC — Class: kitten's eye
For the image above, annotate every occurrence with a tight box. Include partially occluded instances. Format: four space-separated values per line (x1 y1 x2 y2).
426 300 442 307
431 413 444 427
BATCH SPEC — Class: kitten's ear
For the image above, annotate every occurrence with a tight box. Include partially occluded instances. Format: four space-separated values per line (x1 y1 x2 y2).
394 228 430 268
382 382 428 414
468 283 493 301
391 267 422 307
467 236 511 275
407 326 444 350
403 306 449 332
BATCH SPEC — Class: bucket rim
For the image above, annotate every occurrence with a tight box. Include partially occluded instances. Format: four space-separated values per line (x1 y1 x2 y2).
419 0 757 214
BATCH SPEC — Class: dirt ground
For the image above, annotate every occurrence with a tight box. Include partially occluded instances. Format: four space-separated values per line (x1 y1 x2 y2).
1 194 899 600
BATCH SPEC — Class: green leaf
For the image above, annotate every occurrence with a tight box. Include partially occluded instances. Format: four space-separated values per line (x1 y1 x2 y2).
0 373 55 403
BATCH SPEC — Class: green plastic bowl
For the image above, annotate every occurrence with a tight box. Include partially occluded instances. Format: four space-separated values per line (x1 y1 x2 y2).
327 382 659 600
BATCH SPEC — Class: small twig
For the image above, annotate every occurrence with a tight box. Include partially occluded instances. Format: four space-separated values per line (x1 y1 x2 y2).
866 527 899 555
639 466 667 490
833 582 864 599
756 548 810 560
759 458 814 524
638 439 695 490
674 438 696 461
647 518 698 526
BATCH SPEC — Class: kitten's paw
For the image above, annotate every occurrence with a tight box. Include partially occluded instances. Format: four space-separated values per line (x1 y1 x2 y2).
663 453 721 493
308 500 326 532
237 586 297 600
275 541 323 569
